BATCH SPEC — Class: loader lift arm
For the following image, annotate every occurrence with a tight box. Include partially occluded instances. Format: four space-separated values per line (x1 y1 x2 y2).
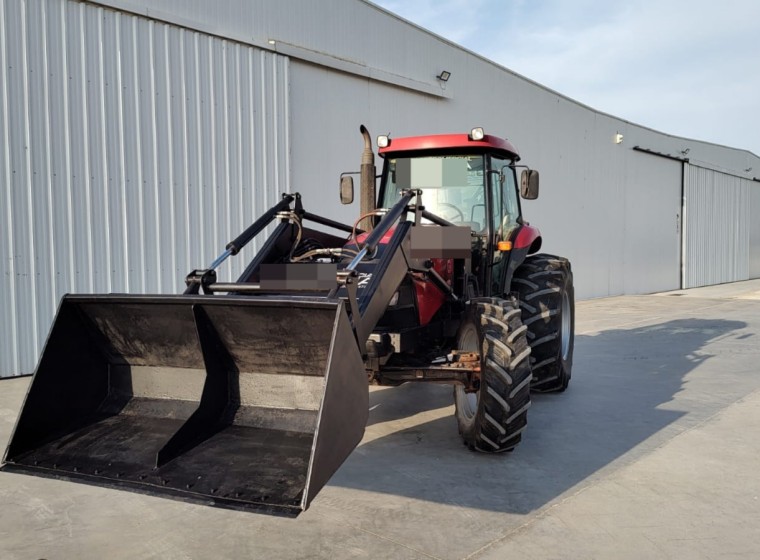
184 188 435 351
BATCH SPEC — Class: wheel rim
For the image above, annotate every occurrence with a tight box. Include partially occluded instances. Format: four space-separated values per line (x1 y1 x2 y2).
560 289 571 360
455 321 480 420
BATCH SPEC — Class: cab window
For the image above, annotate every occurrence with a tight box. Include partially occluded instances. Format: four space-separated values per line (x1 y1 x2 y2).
381 155 486 230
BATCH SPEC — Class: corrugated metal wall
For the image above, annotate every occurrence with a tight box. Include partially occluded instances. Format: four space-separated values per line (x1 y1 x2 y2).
0 0 290 376
683 165 752 288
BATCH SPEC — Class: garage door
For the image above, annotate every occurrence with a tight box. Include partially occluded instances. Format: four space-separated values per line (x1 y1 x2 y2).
683 165 753 288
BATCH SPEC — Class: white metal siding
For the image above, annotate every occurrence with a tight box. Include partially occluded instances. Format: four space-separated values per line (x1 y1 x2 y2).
0 0 289 376
684 165 752 288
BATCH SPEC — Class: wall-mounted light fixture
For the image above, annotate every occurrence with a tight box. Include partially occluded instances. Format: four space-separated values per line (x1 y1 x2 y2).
680 148 690 156
745 167 753 173
614 132 624 144
437 70 451 82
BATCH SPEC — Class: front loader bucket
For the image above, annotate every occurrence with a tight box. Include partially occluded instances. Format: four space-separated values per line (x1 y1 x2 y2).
2 295 368 516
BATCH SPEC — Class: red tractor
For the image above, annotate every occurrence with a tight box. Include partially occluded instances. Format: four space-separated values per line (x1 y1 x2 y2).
3 126 574 516
353 127 574 445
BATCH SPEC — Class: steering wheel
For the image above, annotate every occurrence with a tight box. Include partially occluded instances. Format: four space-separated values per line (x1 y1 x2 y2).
435 203 465 223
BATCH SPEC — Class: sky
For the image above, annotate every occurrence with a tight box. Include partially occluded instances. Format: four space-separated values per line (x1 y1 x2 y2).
372 0 760 156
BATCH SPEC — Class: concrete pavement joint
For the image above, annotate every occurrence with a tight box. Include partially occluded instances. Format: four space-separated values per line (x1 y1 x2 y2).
462 483 597 559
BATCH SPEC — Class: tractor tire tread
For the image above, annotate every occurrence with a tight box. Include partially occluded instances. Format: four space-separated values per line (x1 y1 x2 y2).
454 296 533 452
512 253 575 393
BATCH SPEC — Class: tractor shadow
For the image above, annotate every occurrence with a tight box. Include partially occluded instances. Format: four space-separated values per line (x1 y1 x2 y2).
328 317 748 515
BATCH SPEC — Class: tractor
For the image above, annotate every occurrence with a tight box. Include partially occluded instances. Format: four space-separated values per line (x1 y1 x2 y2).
3 126 574 516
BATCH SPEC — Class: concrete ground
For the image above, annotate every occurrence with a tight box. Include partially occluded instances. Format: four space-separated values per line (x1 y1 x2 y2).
2 279 760 559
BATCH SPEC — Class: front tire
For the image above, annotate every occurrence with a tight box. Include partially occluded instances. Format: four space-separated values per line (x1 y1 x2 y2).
453 297 532 452
512 254 575 392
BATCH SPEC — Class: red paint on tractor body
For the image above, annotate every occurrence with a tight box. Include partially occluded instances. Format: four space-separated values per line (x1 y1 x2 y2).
513 224 541 250
379 133 520 161
352 228 453 326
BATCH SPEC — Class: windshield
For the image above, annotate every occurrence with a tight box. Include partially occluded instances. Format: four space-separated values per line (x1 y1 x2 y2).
381 155 486 229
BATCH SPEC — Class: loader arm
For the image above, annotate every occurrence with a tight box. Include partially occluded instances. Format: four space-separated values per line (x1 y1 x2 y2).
338 189 418 346
185 189 421 352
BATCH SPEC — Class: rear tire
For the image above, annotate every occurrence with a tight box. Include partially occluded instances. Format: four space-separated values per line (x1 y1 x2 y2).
512 254 575 392
453 297 532 452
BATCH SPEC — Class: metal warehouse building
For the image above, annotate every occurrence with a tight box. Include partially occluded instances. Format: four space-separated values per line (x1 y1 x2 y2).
2 0 759 377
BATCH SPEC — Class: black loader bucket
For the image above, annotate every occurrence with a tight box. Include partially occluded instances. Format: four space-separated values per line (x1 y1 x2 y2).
1 295 368 516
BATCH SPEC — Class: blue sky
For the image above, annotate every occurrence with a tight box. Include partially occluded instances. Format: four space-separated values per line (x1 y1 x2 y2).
372 0 760 156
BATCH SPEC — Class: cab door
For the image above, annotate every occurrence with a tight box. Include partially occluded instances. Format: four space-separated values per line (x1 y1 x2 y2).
487 155 520 294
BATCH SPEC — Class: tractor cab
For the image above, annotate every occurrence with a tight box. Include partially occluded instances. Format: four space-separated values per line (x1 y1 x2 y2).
376 128 540 297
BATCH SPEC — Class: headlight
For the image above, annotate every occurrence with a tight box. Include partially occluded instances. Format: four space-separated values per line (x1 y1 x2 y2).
469 127 485 141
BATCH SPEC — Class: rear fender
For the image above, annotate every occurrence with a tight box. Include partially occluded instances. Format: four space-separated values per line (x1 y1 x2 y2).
501 225 542 293
513 224 542 254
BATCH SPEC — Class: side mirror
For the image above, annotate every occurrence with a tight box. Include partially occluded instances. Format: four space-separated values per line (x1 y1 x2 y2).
340 175 354 204
520 169 539 200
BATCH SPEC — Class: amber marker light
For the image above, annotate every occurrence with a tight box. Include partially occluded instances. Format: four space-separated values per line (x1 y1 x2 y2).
497 241 512 251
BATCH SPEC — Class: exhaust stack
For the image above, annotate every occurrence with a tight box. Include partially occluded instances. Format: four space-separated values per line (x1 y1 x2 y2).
359 125 376 229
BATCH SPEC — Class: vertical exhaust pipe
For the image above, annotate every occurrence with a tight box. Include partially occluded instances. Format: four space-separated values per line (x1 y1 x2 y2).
359 125 376 231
